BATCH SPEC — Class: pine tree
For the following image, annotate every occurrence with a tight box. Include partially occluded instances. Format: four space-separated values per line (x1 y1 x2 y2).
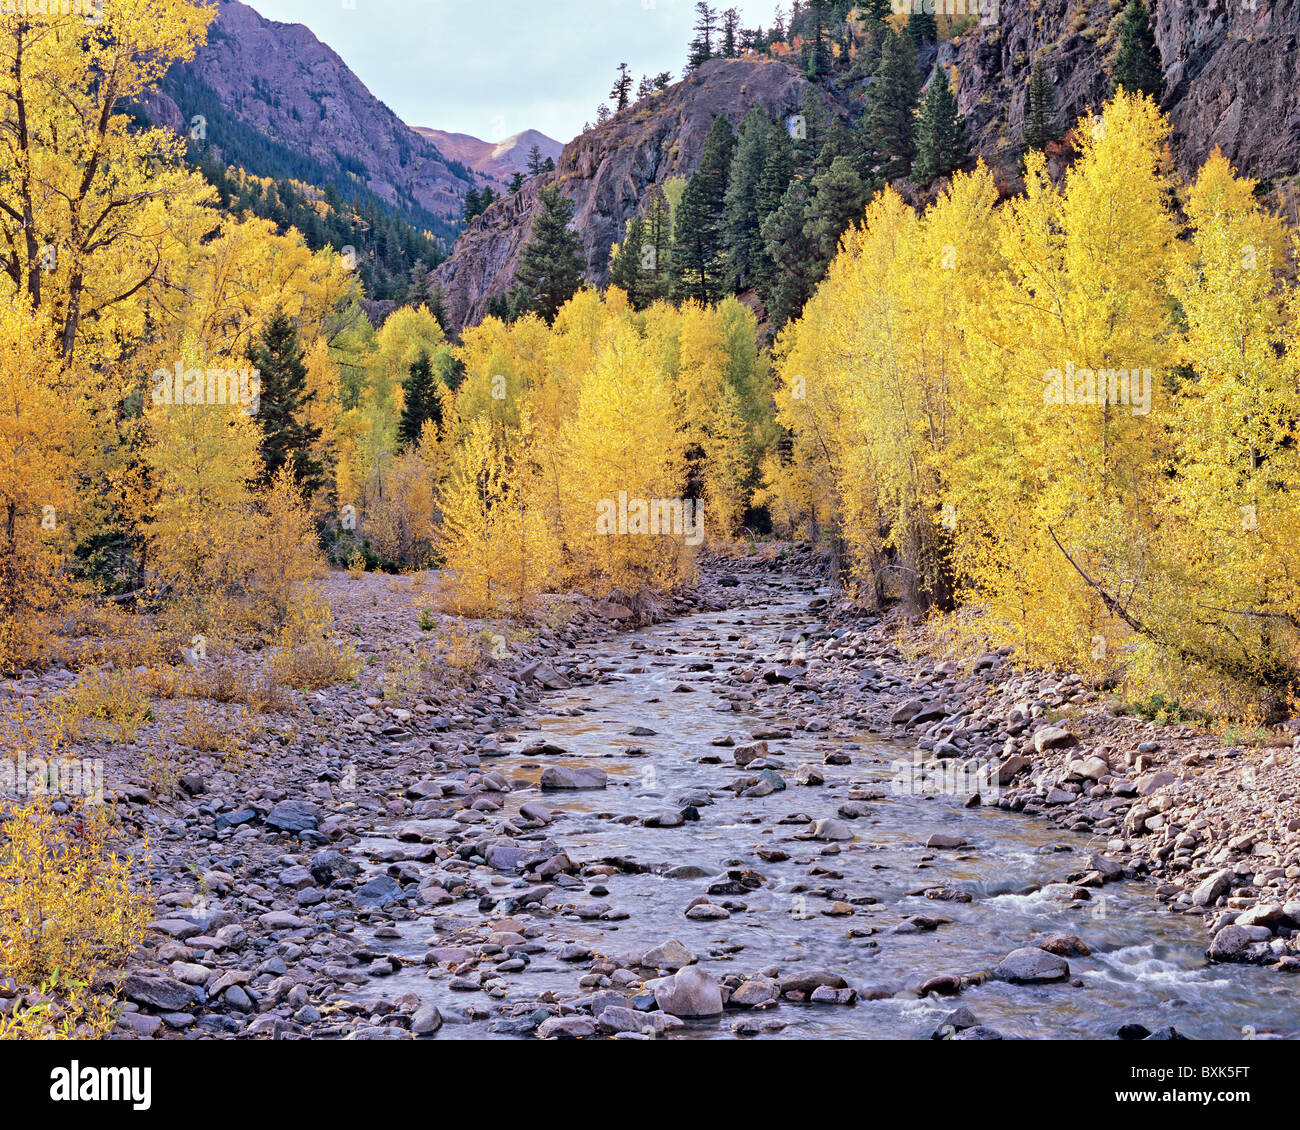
462 186 482 223
399 352 438 448
723 107 773 291
756 120 795 219
637 74 654 101
509 171 526 194
862 29 921 180
1113 0 1162 98
805 155 867 264
760 183 817 327
608 214 650 308
722 7 740 57
654 71 674 91
644 188 674 302
673 175 725 304
526 144 545 176
906 9 938 48
913 70 968 182
689 2 719 70
805 0 832 79
515 186 586 323
672 117 736 302
793 87 829 175
610 63 633 112
247 311 326 497
1023 62 1057 153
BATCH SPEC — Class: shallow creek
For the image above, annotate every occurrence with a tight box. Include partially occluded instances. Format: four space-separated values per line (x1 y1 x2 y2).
351 575 1300 1040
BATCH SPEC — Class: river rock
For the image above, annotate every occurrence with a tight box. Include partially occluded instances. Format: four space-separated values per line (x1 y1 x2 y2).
653 967 724 1018
991 947 1069 984
540 766 608 790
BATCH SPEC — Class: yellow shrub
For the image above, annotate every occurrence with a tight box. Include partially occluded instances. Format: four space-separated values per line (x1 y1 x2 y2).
268 589 361 691
51 669 153 750
0 801 151 1040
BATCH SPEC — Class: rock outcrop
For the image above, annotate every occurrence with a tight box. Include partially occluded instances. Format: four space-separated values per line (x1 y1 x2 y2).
949 0 1300 182
432 56 813 333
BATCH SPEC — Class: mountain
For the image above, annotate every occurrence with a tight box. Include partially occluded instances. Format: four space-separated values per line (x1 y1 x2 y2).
414 128 565 188
139 0 478 241
433 0 1300 335
432 56 811 333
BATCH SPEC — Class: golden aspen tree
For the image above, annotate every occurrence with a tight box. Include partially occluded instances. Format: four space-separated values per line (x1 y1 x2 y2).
0 0 215 365
949 92 1177 669
1144 152 1300 714
144 343 262 624
0 302 83 671
563 317 689 592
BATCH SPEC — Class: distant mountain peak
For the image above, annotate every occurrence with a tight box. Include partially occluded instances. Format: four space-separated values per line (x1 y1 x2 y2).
414 127 563 186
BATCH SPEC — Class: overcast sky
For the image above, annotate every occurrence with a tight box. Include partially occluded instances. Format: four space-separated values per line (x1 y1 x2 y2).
245 0 781 144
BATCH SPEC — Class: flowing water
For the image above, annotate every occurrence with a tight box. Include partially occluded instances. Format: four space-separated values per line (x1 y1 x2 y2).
352 574 1300 1039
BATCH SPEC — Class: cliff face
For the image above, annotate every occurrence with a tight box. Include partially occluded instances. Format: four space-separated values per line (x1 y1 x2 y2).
142 0 477 225
950 0 1300 181
433 56 813 333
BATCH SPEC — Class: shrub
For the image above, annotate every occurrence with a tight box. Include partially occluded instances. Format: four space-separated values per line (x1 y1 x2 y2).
0 800 151 1039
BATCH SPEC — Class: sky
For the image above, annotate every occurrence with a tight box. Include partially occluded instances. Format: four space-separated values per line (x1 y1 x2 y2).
245 0 781 144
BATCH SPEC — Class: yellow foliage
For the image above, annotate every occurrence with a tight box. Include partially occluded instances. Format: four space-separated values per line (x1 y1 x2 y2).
0 801 151 1040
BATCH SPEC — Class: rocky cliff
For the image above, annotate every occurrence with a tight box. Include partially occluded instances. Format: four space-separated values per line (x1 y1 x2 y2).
432 56 812 333
949 0 1300 182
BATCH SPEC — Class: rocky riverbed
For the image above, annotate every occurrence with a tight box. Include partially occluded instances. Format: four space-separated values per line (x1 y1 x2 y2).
4 548 1298 1040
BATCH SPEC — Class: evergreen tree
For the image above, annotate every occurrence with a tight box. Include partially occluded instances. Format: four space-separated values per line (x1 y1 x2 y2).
1112 0 1162 98
643 188 674 302
862 29 921 180
427 282 450 331
399 352 439 448
913 69 969 182
793 86 829 175
804 155 866 264
1023 61 1057 153
805 0 832 79
760 183 817 327
673 175 725 304
462 186 482 223
515 186 586 322
672 118 735 303
526 144 545 176
638 74 654 101
247 311 325 496
756 119 795 220
654 71 674 91
608 214 650 308
688 2 719 69
906 9 938 48
509 171 526 194
610 63 633 112
723 107 772 291
722 7 740 57
542 156 556 172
